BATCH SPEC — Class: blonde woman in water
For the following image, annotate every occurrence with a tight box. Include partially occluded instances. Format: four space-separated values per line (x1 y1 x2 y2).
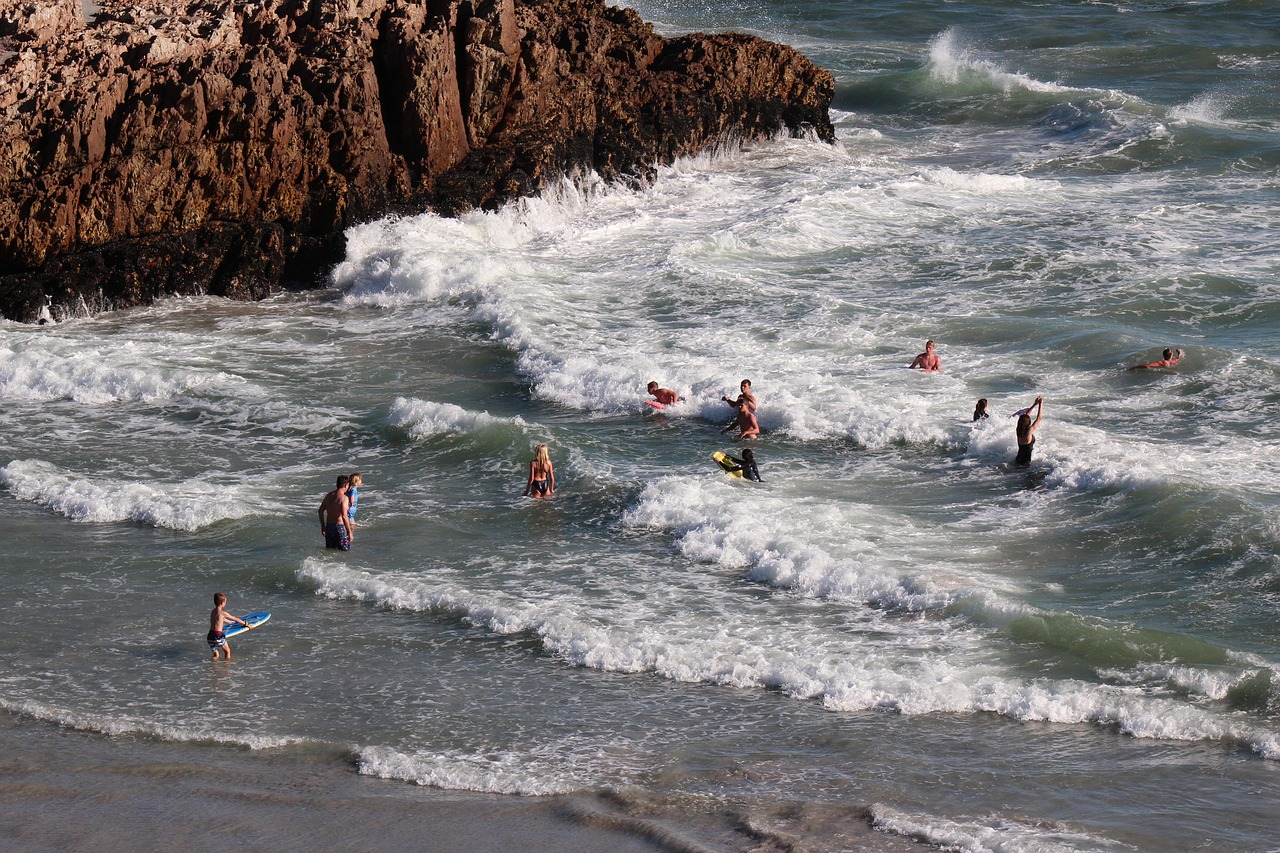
523 444 556 498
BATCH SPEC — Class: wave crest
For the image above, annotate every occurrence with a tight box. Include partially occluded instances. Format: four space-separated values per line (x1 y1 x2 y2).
2 459 262 531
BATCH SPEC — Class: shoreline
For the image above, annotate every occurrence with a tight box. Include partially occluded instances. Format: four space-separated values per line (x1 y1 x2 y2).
0 713 920 853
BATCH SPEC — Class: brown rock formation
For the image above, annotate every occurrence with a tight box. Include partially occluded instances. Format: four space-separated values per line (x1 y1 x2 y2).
0 0 834 322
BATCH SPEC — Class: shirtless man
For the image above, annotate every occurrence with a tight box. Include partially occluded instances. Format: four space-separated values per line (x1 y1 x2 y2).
318 475 354 550
1015 396 1044 466
721 379 758 412
909 340 941 372
1128 348 1183 370
721 401 761 439
646 381 680 405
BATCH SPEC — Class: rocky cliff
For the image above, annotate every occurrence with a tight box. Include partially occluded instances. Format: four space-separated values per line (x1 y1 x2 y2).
0 0 834 322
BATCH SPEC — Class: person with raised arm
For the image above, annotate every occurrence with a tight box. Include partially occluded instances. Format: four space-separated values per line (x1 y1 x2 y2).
721 378 757 412
1014 396 1044 466
1128 348 1183 370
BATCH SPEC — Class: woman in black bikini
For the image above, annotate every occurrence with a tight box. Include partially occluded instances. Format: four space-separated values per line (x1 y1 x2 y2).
1015 396 1044 466
523 443 556 498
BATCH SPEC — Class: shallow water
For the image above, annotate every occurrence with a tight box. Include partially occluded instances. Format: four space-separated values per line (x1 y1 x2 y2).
4 1 1280 850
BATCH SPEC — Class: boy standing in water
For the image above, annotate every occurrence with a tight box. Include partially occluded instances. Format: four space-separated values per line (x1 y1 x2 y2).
208 592 249 661
346 472 363 531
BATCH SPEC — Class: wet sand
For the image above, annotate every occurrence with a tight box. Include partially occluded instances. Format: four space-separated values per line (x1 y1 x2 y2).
0 715 919 853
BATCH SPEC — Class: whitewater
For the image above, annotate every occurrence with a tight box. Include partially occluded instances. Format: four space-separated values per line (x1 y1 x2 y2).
3 1 1279 851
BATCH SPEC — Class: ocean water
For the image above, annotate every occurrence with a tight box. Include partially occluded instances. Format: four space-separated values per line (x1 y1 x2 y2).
4 1 1280 850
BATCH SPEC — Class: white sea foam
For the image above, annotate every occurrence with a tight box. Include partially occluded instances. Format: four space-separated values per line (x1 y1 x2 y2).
299 557 971 694
297 559 1280 758
1100 662 1262 702
872 805 1127 853
0 695 301 750
926 29 1074 96
356 743 593 795
620 472 1280 714
1169 93 1231 126
2 3 1278 848
341 200 980 438
1 459 265 530
0 340 237 404
623 475 973 610
921 169 1060 210
386 396 528 439
323 133 1280 552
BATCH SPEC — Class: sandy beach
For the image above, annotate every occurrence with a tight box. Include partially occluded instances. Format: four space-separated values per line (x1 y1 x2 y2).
0 714 920 853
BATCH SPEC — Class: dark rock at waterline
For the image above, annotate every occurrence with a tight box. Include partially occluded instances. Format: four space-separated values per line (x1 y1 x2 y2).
0 0 834 322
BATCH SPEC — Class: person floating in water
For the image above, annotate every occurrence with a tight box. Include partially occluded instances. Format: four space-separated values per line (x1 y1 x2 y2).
1014 396 1044 466
207 591 249 661
724 447 762 481
523 443 556 498
721 400 761 439
909 339 941 372
646 381 681 405
973 398 990 421
1128 348 1183 370
721 379 758 413
318 474 354 550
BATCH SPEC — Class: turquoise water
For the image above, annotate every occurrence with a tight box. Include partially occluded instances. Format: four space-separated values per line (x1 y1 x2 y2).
3 2 1279 850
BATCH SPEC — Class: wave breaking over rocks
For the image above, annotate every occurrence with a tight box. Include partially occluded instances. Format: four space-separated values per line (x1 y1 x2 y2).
0 0 834 321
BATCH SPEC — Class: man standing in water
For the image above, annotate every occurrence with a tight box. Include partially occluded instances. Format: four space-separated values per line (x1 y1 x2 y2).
720 379 760 438
722 379 758 412
721 400 761 439
318 474 354 550
1015 396 1044 466
909 340 941 372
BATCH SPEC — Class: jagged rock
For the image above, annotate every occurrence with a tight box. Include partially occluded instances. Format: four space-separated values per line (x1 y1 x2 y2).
0 0 834 321
0 0 83 45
